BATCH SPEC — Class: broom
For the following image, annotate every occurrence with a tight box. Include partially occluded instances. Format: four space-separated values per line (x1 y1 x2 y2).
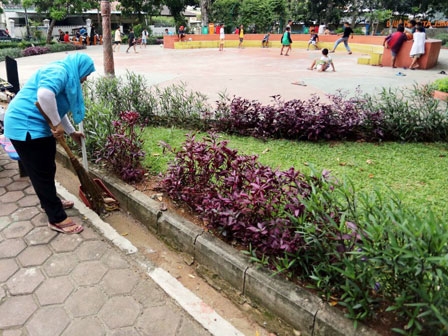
35 101 105 215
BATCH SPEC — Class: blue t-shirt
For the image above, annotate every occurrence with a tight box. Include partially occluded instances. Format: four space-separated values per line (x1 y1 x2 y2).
4 65 70 141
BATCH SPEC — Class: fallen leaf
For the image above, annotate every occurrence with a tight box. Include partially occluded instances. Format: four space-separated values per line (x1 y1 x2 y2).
262 148 270 154
121 232 128 236
152 153 160 156
339 162 347 166
303 162 309 166
368 174 374 178
330 300 338 306
366 159 373 164
188 274 195 279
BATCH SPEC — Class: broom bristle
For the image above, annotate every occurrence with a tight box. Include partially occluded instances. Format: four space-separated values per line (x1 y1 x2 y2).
70 157 105 214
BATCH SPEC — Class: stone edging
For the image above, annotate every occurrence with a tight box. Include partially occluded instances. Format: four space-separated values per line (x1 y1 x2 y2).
56 149 379 336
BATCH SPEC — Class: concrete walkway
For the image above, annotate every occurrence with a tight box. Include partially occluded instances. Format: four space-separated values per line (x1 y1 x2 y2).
0 152 245 335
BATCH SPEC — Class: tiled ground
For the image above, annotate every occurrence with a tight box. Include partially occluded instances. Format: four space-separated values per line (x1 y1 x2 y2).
0 153 211 336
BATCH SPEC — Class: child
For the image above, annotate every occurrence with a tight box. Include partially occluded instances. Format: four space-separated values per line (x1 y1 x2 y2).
307 30 319 50
262 32 270 48
280 27 292 56
409 26 425 70
308 48 335 72
330 22 353 54
383 24 407 68
219 24 225 51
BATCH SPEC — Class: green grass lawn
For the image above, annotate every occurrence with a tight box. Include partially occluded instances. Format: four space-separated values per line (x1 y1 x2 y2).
143 127 448 218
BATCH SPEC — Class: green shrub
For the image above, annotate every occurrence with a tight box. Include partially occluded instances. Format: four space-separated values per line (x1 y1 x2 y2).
150 82 212 130
433 77 448 93
359 84 448 141
0 48 23 61
434 33 448 45
47 43 85 53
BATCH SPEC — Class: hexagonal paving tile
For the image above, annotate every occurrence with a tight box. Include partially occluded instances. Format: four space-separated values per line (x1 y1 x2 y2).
0 258 19 282
0 295 38 329
3 161 19 171
6 180 31 192
62 317 105 336
0 216 11 230
76 240 108 261
2 221 34 239
35 276 74 306
0 285 5 301
0 176 13 187
25 227 57 245
79 226 100 240
71 260 108 286
0 186 6 196
26 306 70 336
17 245 52 267
0 191 24 203
11 207 41 223
0 238 26 258
2 328 27 336
0 202 18 217
24 184 36 195
65 287 106 318
99 296 141 329
50 233 83 252
101 250 129 269
109 327 142 336
101 269 140 296
30 212 48 228
6 267 45 295
17 195 40 208
136 304 181 335
43 252 79 277
131 280 166 308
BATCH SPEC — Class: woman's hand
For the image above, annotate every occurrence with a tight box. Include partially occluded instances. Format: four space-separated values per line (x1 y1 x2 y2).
51 123 65 140
70 131 84 146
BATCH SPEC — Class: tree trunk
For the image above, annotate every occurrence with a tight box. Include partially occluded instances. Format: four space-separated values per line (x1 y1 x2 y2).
101 0 115 76
46 19 56 44
200 0 209 27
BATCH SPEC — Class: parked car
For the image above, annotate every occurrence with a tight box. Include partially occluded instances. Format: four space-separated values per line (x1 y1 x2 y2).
0 28 22 42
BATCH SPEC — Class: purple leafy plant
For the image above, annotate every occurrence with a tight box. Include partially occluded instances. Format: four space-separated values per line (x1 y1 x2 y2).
99 110 147 183
22 46 50 57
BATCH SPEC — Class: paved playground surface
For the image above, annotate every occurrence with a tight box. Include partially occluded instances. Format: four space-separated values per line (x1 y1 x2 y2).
2 44 447 106
0 44 447 336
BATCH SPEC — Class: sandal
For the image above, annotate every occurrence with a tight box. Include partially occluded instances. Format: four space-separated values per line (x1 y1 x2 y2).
48 219 84 234
61 199 74 209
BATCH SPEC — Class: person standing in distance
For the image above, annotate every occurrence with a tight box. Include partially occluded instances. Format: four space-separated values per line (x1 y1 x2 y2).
238 24 244 48
219 24 225 51
113 27 122 52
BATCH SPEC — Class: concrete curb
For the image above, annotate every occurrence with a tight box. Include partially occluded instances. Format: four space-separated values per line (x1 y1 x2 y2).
56 149 380 336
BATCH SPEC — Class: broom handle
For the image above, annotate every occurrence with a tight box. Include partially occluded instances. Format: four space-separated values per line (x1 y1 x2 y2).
34 102 78 161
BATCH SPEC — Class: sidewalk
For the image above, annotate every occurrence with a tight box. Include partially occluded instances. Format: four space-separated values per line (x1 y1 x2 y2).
0 151 242 335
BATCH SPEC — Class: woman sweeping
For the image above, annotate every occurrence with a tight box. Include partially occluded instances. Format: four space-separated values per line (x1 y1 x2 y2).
4 53 96 234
